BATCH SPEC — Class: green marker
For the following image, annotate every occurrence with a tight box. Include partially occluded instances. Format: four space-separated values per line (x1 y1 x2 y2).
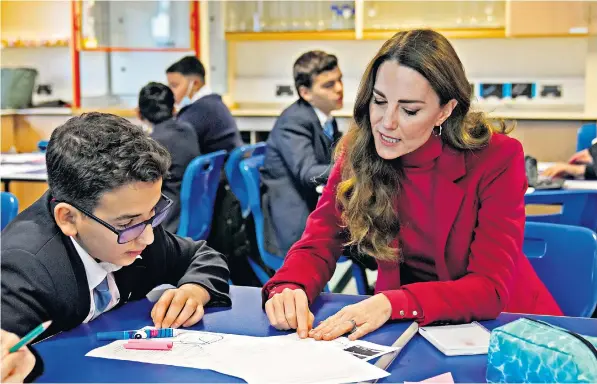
9 320 52 353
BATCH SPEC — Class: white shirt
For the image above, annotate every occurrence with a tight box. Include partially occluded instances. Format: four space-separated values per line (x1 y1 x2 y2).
312 106 334 130
71 238 122 323
190 85 213 103
591 137 597 146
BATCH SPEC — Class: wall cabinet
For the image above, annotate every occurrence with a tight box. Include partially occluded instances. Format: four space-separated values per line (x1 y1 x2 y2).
507 1 593 37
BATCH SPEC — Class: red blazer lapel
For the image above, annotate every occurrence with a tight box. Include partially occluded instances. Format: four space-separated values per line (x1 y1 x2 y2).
433 144 466 280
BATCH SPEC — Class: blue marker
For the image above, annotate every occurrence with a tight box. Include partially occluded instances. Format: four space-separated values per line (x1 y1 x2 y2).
97 328 181 341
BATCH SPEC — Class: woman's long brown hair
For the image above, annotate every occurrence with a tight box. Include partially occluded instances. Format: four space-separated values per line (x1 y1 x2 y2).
335 29 510 261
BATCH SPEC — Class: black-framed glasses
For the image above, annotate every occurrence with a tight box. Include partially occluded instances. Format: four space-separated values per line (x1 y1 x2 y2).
53 194 173 244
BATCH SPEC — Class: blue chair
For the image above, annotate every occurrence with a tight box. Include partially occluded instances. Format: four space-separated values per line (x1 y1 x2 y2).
524 222 597 317
1 192 18 230
240 155 284 275
240 155 369 294
37 140 49 152
525 190 597 232
225 142 267 218
177 150 227 241
576 122 596 152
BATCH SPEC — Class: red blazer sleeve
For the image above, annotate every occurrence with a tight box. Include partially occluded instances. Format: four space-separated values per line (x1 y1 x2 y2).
390 139 528 325
262 159 346 304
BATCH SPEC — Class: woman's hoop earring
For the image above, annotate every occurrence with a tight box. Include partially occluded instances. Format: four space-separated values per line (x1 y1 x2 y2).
434 125 443 136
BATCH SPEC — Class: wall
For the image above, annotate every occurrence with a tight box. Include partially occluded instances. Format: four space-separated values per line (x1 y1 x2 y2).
2 0 593 111
231 37 590 111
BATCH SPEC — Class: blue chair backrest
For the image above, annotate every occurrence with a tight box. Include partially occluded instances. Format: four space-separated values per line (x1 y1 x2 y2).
525 190 597 232
177 150 227 241
1 192 18 230
225 142 267 218
524 222 597 317
576 122 596 152
239 155 284 271
37 140 49 152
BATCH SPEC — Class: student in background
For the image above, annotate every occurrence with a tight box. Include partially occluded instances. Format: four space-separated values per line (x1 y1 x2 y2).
262 30 562 341
167 57 261 287
261 50 344 257
166 56 243 153
542 139 597 180
138 82 200 232
1 113 231 342
1 329 41 383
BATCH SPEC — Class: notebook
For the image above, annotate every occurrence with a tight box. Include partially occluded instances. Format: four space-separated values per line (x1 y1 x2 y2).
419 322 490 356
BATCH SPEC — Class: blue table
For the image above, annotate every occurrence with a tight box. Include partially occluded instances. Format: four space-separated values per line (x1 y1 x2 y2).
34 286 597 383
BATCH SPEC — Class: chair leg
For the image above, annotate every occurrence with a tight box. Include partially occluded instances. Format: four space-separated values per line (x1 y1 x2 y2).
331 266 354 293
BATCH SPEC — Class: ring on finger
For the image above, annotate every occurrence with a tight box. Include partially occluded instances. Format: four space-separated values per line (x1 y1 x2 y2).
348 319 358 334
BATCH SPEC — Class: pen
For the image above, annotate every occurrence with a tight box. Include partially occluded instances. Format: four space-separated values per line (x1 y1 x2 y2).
96 328 182 341
9 320 52 353
359 321 419 384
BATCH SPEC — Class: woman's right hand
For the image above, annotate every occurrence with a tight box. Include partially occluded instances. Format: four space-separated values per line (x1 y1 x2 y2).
265 288 314 338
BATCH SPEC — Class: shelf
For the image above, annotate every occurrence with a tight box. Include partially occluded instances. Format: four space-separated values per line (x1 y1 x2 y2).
79 47 193 53
225 30 356 41
224 28 508 41
1 39 70 48
363 27 506 40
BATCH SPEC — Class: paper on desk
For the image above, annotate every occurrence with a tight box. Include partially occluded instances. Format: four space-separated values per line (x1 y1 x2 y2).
278 333 398 361
86 328 389 384
0 153 45 164
564 179 597 190
405 372 454 384
0 164 47 179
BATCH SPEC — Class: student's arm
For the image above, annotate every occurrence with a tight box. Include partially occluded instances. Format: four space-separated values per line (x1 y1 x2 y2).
1 250 56 338
158 227 231 307
274 119 332 188
584 143 597 180
177 108 204 149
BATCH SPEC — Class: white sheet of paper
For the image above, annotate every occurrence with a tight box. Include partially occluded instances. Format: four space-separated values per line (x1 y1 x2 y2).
0 164 47 179
86 328 389 384
564 179 597 190
277 333 398 361
0 153 45 164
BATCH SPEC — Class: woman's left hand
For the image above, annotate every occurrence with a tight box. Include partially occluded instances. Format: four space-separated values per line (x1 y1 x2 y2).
309 294 392 341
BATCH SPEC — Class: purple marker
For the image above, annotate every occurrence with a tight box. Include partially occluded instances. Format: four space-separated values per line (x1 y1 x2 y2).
97 328 181 341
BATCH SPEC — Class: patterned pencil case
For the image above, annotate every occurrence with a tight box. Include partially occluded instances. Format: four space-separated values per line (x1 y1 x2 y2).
486 317 597 383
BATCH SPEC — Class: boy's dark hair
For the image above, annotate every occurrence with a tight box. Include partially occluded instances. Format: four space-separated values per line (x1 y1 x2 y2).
138 82 175 125
46 112 171 212
293 50 338 95
166 56 206 81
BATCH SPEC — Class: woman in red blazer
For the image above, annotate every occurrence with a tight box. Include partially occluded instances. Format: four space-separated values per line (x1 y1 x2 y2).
262 29 562 341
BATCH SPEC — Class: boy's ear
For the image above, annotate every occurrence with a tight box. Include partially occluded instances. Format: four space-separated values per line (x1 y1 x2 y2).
298 85 312 102
53 203 79 237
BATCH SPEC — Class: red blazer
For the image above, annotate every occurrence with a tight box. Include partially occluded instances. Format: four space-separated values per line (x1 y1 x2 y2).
262 134 562 325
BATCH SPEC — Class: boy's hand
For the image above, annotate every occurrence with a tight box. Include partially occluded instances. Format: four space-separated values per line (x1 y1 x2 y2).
150 284 210 328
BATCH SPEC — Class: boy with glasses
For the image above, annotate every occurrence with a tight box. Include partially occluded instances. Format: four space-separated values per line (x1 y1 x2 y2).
1 113 231 341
